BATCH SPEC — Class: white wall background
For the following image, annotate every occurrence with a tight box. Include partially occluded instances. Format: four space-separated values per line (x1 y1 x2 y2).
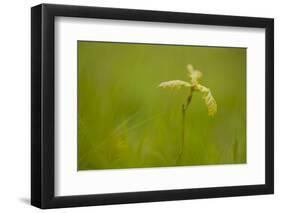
0 0 279 212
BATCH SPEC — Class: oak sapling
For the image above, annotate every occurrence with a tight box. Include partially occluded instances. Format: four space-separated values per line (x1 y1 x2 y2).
159 64 217 163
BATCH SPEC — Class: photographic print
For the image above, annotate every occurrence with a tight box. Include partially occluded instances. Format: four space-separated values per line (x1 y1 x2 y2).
31 4 274 208
78 41 246 170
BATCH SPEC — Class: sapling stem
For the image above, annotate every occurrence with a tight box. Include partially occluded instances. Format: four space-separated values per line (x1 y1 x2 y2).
176 89 193 164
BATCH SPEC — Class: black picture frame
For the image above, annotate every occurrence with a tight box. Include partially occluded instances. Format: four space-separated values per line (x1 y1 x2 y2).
31 3 274 209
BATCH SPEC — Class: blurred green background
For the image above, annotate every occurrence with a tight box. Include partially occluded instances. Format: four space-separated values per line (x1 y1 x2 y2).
78 41 246 170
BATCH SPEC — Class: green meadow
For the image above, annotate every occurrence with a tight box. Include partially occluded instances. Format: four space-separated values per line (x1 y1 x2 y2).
78 41 246 170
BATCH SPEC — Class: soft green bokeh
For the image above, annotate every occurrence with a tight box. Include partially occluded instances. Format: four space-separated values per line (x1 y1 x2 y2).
78 41 246 170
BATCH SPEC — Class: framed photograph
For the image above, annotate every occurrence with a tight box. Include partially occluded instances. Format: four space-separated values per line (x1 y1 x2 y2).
31 3 274 209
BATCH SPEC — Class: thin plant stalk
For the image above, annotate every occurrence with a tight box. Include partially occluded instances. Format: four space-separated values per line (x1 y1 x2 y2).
176 89 193 164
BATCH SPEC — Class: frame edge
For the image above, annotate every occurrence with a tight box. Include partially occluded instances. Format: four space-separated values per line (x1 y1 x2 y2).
31 4 43 208
265 18 274 194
